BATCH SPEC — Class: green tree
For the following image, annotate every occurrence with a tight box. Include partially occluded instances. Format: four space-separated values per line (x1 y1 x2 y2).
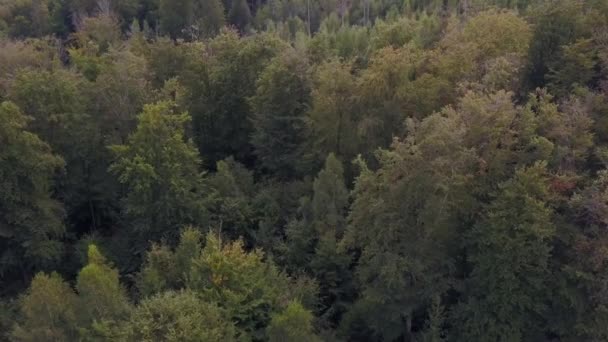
342 148 460 341
284 154 352 326
187 233 293 339
12 244 132 341
144 38 204 88
91 49 152 145
311 153 349 234
307 59 360 164
72 13 123 58
122 290 236 342
461 9 531 59
550 170 608 340
11 273 79 341
228 0 252 32
185 30 286 166
419 296 447 342
547 38 599 97
355 46 426 153
205 158 256 241
138 228 311 340
109 101 207 244
0 101 65 292
267 301 321 342
8 67 117 236
310 230 352 327
137 227 203 296
196 0 225 38
1 0 51 38
457 163 555 341
310 154 352 326
159 0 193 38
8 68 88 153
525 0 586 90
250 49 311 178
528 89 594 174
76 245 130 338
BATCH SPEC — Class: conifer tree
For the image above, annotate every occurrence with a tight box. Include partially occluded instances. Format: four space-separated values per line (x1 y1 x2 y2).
457 162 555 341
109 102 207 243
229 0 252 32
250 49 311 178
76 245 130 337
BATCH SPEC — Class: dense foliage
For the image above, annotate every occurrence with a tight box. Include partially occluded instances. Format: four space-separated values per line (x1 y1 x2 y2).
1 0 608 340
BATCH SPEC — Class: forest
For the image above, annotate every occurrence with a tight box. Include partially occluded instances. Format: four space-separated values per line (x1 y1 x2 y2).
1 0 608 340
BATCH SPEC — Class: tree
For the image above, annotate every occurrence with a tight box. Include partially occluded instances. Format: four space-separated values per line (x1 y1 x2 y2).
547 38 599 97
309 154 352 326
1 0 52 38
342 147 461 340
138 228 315 339
251 177 313 259
122 290 236 342
159 0 193 39
309 229 352 327
457 162 555 341
0 39 55 94
311 153 349 234
143 38 203 88
339 87 547 339
419 296 447 342
76 245 130 338
355 46 421 151
525 1 586 90
284 154 352 326
109 101 208 244
307 59 360 164
11 272 79 341
196 0 225 38
0 101 65 293
250 49 311 178
12 244 132 341
461 9 531 60
7 67 117 236
228 0 252 32
8 68 88 153
185 30 286 167
91 49 152 145
267 301 321 342
72 13 123 58
527 89 594 174
187 233 293 339
550 170 608 340
137 227 203 297
204 158 256 241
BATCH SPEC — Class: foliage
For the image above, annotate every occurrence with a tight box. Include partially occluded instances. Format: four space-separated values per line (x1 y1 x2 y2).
2 2 608 341
12 245 129 341
121 290 236 342
138 228 315 340
11 272 79 341
109 101 208 243
267 300 321 342
250 48 312 178
456 163 555 341
0 101 65 292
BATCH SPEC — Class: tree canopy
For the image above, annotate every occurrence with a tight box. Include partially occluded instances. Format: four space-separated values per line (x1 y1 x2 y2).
1 0 608 341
